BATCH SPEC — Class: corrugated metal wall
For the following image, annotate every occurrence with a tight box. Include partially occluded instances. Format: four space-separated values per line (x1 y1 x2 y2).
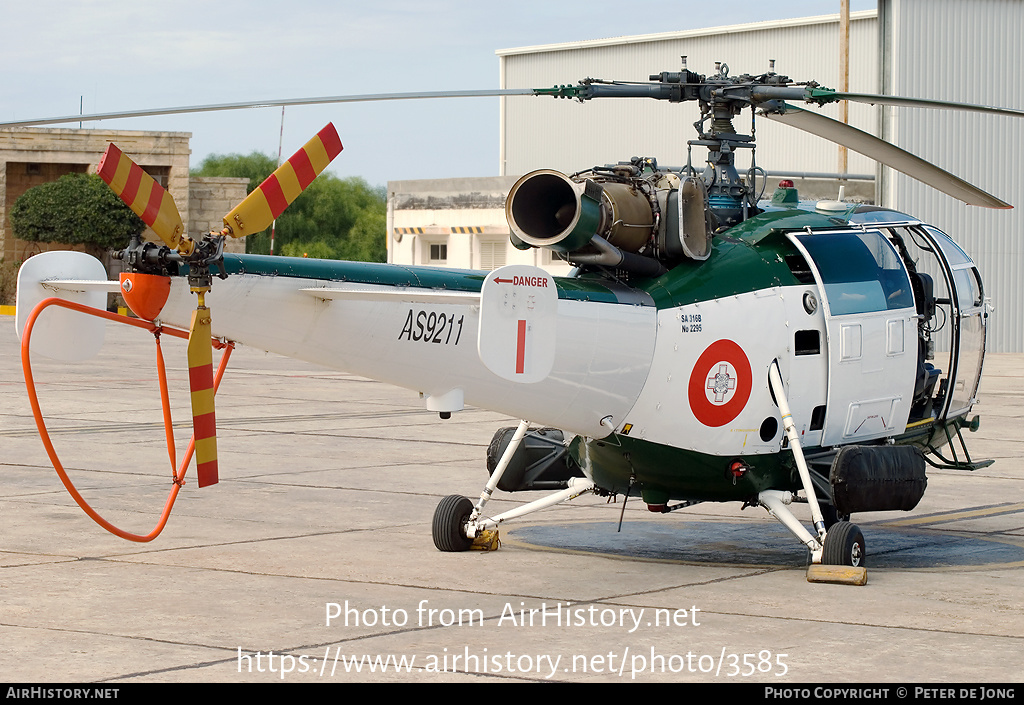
499 12 878 180
881 0 1024 353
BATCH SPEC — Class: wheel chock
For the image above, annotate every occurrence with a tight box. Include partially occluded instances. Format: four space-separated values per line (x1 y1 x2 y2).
806 564 868 585
471 530 500 551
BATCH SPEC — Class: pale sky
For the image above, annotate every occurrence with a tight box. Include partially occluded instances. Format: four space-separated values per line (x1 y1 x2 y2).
0 1 875 187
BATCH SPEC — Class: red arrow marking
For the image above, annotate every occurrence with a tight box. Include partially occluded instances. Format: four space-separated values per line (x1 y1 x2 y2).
494 275 550 287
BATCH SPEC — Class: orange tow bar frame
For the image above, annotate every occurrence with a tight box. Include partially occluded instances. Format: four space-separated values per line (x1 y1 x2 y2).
20 297 234 542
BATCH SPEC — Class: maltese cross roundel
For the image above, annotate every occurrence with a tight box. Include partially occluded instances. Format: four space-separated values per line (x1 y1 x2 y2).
687 339 752 427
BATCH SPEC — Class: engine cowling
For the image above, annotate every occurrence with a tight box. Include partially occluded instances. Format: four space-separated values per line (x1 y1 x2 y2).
504 164 713 275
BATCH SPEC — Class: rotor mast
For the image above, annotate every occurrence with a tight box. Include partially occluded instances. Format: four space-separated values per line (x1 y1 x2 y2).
540 59 807 227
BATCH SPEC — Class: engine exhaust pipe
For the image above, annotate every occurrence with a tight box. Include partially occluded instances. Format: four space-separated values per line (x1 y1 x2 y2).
506 170 601 252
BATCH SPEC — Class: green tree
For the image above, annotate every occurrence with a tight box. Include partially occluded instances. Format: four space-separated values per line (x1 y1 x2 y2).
8 173 146 255
192 152 386 262
191 151 277 192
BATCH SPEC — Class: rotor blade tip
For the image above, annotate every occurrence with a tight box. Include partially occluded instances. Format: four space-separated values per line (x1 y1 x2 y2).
318 123 343 159
96 143 123 183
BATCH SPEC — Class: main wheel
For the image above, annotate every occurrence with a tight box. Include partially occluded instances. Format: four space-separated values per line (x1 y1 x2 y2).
432 495 474 552
822 521 866 567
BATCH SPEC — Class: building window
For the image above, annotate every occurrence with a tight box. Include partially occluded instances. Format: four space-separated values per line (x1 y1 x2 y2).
428 243 447 264
539 248 564 265
478 240 507 270
142 165 171 189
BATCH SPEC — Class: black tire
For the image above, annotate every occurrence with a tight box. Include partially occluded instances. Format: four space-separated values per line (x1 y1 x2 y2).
822 521 866 567
432 495 474 552
486 427 527 492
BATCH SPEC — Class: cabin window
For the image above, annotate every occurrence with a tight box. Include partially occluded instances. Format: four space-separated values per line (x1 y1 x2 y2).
953 267 983 309
795 230 914 316
810 405 826 431
784 253 815 284
795 329 821 356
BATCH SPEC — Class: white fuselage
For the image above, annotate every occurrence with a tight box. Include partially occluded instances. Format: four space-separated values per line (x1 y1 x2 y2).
159 274 658 440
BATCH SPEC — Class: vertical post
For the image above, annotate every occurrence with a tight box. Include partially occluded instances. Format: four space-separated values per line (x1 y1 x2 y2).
269 106 285 255
838 0 851 182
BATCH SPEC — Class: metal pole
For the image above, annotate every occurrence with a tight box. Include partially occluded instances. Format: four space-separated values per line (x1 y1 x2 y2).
269 106 285 256
838 0 851 182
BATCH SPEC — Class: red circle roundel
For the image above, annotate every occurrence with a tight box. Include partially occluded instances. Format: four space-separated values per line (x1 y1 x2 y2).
688 339 752 428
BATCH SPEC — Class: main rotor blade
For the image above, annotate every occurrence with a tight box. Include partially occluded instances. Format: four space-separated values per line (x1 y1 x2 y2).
0 89 538 128
96 143 185 248
222 123 343 238
187 302 218 488
763 104 1011 209
806 88 1024 118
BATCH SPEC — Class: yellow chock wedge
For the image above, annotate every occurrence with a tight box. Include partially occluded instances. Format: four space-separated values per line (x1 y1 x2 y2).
471 530 500 551
806 564 868 585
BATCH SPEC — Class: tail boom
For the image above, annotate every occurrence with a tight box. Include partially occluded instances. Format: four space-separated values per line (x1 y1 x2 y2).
157 256 658 438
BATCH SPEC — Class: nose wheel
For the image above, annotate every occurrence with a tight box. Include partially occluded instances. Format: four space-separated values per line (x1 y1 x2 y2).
432 494 475 552
822 520 866 567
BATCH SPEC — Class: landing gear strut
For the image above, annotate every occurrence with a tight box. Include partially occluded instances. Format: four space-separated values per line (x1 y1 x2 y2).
766 362 868 585
431 418 596 552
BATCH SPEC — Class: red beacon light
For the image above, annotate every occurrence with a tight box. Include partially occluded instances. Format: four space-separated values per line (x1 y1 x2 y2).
771 180 799 205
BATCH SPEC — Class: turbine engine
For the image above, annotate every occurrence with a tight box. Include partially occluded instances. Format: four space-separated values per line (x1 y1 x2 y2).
505 159 715 277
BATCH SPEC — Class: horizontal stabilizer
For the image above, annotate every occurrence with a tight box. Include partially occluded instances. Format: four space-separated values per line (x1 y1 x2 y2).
39 279 121 294
16 252 109 362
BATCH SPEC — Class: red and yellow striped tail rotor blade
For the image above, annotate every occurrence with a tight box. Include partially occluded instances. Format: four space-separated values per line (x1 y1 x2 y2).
222 122 343 238
97 143 184 249
187 303 218 488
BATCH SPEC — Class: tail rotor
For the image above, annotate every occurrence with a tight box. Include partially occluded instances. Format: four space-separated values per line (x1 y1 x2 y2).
99 123 344 486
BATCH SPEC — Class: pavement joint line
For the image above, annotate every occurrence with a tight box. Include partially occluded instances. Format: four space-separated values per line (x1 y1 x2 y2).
877 501 1024 527
680 609 1024 640
0 621 237 655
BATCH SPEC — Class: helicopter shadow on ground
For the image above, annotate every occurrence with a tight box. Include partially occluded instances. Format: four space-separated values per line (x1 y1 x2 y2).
508 520 1024 570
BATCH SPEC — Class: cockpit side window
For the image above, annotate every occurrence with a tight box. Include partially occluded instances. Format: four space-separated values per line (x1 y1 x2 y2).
953 267 983 309
795 230 915 316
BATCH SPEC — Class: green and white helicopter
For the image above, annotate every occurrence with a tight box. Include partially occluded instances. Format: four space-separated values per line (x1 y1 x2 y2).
12 62 1021 582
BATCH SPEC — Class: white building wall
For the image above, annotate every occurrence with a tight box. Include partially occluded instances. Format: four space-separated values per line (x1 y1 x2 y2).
387 176 572 275
880 0 1024 352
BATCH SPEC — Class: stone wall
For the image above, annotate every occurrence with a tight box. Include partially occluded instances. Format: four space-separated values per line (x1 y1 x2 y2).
189 176 249 254
0 127 190 262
